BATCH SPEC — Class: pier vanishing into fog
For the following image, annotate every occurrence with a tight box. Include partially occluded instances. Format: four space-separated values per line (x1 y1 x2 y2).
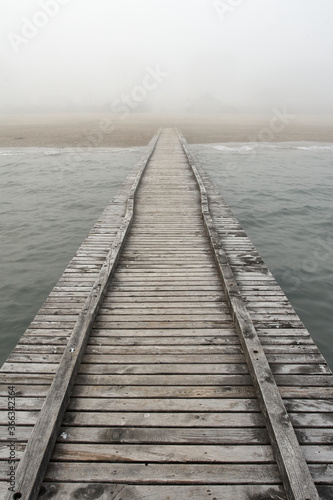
1 129 333 500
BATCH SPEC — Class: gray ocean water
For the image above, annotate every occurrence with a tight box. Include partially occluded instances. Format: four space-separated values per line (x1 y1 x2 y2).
0 147 143 367
0 143 332 369
192 142 333 370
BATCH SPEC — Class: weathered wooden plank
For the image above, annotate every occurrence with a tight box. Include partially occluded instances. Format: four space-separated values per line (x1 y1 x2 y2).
8 442 327 465
114 270 219 277
106 291 225 298
51 286 93 292
296 429 333 444
1 409 331 429
27 319 235 330
99 305 228 314
12 345 65 355
28 321 76 329
0 397 45 411
280 387 333 399
2 354 249 372
67 398 260 413
270 365 330 375
258 328 310 336
262 345 321 354
17 336 71 345
0 384 255 399
95 313 230 322
25 483 288 500
111 279 222 286
1 363 59 373
253 321 305 329
84 345 243 354
43 463 281 484
43 296 227 308
284 399 333 413
309 464 333 483
107 286 224 292
61 427 333 446
51 443 275 463
261 340 316 348
14 335 243 351
6 353 62 363
79 363 249 376
0 426 269 444
92 327 236 336
0 373 53 384
116 264 216 269
92 320 236 329
250 314 303 321
62 410 264 428
303 446 333 463
71 385 254 398
247 301 292 307
18 335 241 347
238 284 282 290
0 443 25 460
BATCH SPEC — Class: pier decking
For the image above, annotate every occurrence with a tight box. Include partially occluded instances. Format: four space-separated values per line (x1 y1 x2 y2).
1 128 333 500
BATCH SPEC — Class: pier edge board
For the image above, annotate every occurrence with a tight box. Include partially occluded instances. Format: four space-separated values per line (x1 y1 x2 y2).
177 129 322 500
2 130 162 500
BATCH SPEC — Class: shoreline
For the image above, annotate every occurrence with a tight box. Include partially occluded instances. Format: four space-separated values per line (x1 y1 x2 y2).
1 113 333 147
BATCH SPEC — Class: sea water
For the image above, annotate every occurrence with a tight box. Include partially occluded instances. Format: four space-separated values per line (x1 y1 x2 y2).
0 147 143 366
192 142 333 369
0 143 332 369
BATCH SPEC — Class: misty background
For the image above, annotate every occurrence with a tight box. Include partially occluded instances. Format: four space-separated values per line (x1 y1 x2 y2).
1 0 333 114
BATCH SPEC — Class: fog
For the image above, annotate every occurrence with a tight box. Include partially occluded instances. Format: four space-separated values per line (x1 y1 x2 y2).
1 0 333 113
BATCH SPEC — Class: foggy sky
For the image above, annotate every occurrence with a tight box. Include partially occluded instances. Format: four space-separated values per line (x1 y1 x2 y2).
1 0 333 112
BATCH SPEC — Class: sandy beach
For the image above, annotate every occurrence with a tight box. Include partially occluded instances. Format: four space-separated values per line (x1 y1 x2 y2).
0 113 332 148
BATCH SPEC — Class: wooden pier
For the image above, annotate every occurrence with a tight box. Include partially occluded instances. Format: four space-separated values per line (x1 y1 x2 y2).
1 128 333 500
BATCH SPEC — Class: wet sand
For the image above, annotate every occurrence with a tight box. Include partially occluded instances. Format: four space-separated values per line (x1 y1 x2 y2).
0 113 332 147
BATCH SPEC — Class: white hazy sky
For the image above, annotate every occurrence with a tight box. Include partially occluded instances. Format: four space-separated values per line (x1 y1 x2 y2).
1 0 333 111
